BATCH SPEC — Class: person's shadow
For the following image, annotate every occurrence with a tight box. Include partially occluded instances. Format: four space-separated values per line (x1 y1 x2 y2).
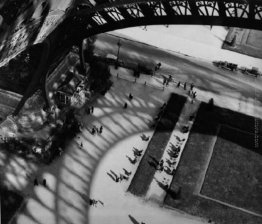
128 214 140 224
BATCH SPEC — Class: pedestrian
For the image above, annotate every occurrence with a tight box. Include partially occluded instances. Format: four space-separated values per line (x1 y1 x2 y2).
177 81 180 87
163 77 166 85
126 155 137 164
94 125 99 133
120 173 129 181
91 127 96 135
80 142 83 148
58 147 63 156
184 82 187 90
190 83 194 90
90 199 97 206
91 106 94 114
128 93 133 100
160 102 166 110
98 200 104 206
42 178 46 187
168 74 172 82
159 159 164 167
99 126 103 134
123 168 131 176
34 178 38 186
123 102 128 109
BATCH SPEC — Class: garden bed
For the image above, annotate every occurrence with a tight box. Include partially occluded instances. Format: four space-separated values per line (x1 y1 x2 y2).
128 93 186 196
165 101 262 224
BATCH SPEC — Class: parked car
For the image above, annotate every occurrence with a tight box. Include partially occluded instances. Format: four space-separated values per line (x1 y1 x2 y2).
137 63 153 75
105 54 124 67
213 61 238 71
239 66 261 78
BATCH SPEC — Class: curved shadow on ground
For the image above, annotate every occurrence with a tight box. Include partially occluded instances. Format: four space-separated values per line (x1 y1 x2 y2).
2 77 168 224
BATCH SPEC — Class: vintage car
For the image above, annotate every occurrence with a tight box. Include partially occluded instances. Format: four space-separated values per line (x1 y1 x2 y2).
213 61 238 71
239 66 261 78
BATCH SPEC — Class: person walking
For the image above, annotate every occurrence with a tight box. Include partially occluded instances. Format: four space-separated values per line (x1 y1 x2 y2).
42 179 47 187
193 91 197 99
163 77 166 85
90 106 94 114
123 168 131 176
184 82 187 90
160 102 166 110
34 178 38 186
120 173 129 181
99 126 103 134
123 102 128 109
190 83 194 90
94 125 99 133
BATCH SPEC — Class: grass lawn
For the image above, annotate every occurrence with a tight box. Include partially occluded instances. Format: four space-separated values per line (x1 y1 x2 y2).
1 187 24 224
165 102 262 224
201 125 262 215
128 93 186 196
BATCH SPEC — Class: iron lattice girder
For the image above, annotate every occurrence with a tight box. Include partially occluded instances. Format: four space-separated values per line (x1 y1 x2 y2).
72 0 262 34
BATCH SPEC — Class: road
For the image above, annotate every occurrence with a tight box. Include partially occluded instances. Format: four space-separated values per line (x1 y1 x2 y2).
94 33 262 110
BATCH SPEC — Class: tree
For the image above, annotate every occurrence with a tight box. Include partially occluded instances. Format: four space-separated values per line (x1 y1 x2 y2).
88 61 112 95
83 35 97 63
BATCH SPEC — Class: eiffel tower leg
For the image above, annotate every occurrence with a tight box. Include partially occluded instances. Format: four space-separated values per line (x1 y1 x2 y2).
13 41 50 116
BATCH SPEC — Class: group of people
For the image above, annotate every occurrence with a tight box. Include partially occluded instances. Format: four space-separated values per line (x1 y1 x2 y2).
86 106 94 114
126 147 143 164
89 198 104 207
140 133 150 141
175 81 197 102
155 62 162 71
123 93 134 109
188 90 197 99
149 156 164 171
33 177 47 187
107 168 132 183
91 125 103 135
162 75 172 86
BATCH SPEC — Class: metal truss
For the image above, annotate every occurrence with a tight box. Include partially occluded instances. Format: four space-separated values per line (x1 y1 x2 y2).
71 0 262 39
